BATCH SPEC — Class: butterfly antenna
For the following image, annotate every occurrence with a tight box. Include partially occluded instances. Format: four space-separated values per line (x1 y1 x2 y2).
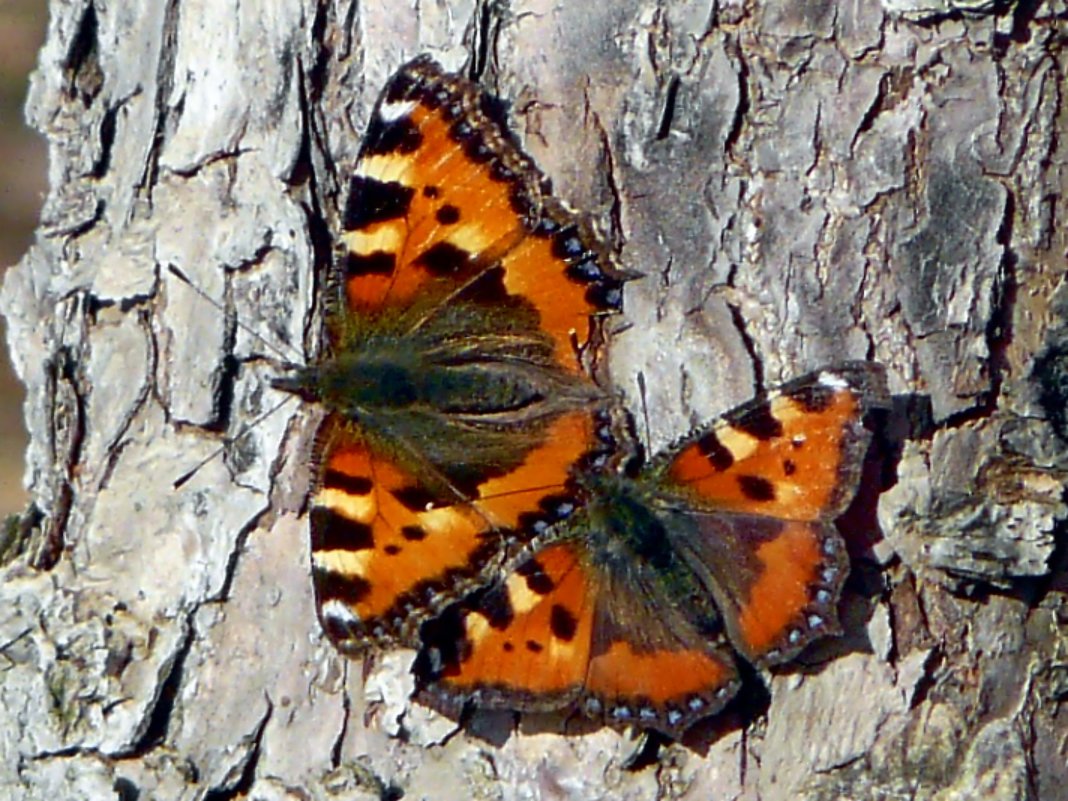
173 394 298 489
166 264 302 365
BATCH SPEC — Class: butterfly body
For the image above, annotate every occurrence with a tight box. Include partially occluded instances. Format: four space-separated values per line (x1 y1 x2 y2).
274 56 625 652
416 363 889 737
280 291 599 428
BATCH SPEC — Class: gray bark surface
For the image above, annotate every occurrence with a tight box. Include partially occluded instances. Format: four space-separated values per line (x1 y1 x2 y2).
2 1 1067 799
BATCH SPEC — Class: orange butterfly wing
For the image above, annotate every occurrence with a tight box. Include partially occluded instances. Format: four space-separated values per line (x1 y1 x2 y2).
415 363 886 735
417 541 740 738
339 55 622 370
666 365 882 520
311 411 604 649
660 362 889 664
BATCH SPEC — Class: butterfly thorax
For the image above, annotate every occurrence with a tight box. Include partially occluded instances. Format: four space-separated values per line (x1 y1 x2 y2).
271 294 608 508
578 472 671 570
569 472 716 628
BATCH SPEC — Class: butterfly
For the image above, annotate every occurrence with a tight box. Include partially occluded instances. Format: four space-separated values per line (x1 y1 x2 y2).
414 362 890 737
272 56 626 651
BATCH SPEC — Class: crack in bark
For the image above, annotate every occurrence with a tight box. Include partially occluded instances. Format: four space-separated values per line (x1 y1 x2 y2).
723 298 764 390
655 74 681 141
203 699 273 800
330 680 350 768
589 106 626 253
468 0 501 83
125 616 196 756
33 343 89 569
723 39 749 160
63 1 102 103
139 0 182 201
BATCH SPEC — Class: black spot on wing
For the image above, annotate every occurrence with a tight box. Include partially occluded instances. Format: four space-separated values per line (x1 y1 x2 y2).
550 604 578 641
415 241 471 275
733 405 784 440
310 507 374 552
345 251 396 278
401 525 427 541
323 469 373 496
345 176 414 230
481 586 515 630
392 485 438 512
737 475 776 502
526 640 544 653
783 459 797 476
516 557 555 595
363 114 423 156
435 204 461 225
314 567 371 605
697 431 735 472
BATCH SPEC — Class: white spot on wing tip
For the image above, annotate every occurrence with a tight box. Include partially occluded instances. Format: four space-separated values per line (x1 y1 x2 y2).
379 99 417 122
321 599 361 625
818 371 850 390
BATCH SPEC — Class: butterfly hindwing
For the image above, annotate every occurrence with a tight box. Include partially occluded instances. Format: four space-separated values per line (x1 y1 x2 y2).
416 540 741 738
581 560 740 735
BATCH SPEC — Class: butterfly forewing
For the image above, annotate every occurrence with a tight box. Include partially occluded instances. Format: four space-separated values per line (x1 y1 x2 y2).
659 363 888 665
664 363 886 521
339 55 622 368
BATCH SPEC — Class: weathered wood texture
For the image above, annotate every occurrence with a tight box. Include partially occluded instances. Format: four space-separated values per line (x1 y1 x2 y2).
2 1 1066 799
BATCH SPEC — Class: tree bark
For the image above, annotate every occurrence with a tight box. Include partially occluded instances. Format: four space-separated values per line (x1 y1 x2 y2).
3 1 1066 799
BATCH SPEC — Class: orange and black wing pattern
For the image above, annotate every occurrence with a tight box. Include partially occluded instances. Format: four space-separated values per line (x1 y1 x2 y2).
416 540 740 739
296 57 626 651
310 411 612 650
656 362 889 665
415 363 886 737
336 55 623 369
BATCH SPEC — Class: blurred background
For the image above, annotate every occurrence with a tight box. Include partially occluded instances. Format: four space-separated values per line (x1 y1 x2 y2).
0 2 48 517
